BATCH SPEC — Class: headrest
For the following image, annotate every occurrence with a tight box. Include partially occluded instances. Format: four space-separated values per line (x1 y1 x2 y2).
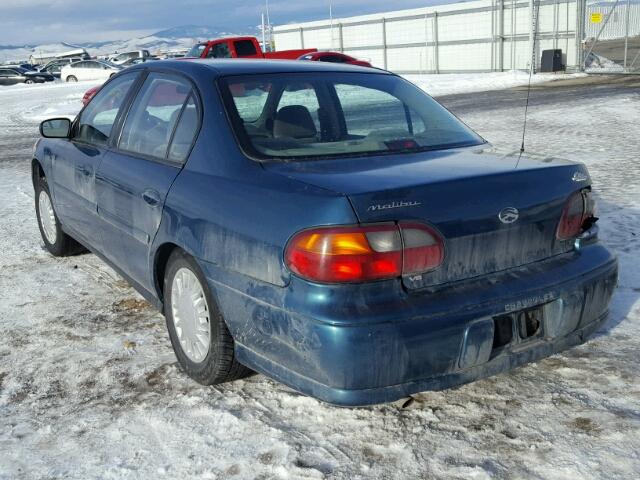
273 105 317 139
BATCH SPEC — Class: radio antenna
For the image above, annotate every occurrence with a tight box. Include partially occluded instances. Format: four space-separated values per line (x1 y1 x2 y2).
519 0 540 160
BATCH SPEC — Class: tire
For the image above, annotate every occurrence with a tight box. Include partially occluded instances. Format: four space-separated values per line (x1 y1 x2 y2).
164 249 251 385
66 75 77 82
25 79 34 84
35 175 81 256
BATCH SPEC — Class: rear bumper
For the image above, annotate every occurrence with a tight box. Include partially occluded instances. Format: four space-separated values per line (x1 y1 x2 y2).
205 243 618 406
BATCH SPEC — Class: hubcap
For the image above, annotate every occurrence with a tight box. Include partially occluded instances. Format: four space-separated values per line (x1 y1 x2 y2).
171 267 211 363
38 190 57 245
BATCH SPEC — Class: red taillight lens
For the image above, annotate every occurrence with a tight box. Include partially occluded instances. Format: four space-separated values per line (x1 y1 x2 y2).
285 223 444 283
557 190 596 240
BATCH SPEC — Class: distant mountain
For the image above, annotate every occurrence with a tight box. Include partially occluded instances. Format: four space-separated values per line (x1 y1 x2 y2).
151 25 235 39
0 25 257 63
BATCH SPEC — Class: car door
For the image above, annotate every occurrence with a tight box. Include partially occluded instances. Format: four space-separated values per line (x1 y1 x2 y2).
48 72 140 248
0 69 25 85
81 61 98 81
96 71 200 290
45 62 62 78
66 61 83 81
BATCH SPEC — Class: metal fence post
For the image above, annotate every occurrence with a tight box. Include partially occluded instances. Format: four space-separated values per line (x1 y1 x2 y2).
433 12 440 74
338 23 344 52
576 0 585 71
424 13 430 73
490 0 496 72
382 18 388 70
299 27 305 49
624 0 631 70
498 0 504 71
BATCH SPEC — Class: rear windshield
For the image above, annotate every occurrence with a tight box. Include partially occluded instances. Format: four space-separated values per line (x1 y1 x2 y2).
219 72 484 161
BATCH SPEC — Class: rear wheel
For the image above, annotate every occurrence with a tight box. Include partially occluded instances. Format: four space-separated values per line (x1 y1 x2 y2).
164 249 251 385
25 79 34 84
35 176 81 256
66 75 77 82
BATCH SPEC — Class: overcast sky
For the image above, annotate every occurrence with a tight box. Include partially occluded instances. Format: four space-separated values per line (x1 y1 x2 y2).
0 0 452 45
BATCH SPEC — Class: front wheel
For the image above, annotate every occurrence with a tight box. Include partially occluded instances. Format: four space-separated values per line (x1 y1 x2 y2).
164 249 251 385
35 176 81 256
66 75 77 82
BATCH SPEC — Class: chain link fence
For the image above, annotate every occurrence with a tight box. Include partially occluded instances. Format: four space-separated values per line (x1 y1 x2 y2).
582 0 640 72
273 0 639 74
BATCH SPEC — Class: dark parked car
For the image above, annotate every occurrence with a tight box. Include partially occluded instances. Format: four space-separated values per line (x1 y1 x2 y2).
5 63 38 71
32 60 617 406
0 67 54 85
298 51 373 67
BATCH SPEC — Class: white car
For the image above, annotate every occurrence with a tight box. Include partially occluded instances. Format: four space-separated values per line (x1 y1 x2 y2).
61 60 123 82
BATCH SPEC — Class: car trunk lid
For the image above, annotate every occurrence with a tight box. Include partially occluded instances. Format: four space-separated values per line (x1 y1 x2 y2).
264 147 591 289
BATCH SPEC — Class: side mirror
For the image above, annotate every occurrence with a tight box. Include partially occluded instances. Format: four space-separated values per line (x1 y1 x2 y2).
40 118 71 138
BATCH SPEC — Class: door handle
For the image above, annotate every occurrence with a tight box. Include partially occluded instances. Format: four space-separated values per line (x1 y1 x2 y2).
142 189 161 207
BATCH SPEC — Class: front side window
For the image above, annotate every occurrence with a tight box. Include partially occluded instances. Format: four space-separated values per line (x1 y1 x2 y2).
220 73 484 161
207 43 231 59
118 73 193 160
74 72 138 146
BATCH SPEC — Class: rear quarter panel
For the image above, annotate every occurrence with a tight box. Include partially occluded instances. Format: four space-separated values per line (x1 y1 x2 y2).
152 69 356 291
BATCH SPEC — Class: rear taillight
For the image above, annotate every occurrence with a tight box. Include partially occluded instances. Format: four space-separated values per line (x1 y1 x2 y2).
285 223 444 283
556 190 596 240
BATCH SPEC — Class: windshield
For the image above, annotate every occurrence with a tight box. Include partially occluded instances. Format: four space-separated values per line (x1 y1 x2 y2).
220 72 484 161
187 43 206 58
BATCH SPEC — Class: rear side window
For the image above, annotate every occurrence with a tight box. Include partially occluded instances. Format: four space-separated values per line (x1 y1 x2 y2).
118 73 193 160
74 72 138 146
234 40 258 57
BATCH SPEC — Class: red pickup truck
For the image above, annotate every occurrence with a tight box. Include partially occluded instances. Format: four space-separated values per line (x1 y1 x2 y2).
185 36 316 60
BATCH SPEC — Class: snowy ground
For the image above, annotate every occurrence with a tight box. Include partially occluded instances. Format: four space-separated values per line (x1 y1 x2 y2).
404 71 587 97
0 76 639 479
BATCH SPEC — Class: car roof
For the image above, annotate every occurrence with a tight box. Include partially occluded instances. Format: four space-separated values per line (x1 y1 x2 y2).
129 58 389 77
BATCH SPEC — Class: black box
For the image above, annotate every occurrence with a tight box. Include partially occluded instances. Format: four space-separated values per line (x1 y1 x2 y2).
540 49 565 72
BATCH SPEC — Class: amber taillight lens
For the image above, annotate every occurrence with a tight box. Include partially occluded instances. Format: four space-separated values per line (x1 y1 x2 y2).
285 223 444 283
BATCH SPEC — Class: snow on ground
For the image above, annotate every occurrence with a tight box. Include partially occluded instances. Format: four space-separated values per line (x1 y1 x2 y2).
0 78 638 479
404 71 587 97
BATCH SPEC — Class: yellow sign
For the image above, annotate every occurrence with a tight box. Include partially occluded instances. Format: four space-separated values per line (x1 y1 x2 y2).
591 12 604 24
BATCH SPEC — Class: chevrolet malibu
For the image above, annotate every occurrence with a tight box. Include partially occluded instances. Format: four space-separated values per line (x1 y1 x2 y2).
32 60 617 406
